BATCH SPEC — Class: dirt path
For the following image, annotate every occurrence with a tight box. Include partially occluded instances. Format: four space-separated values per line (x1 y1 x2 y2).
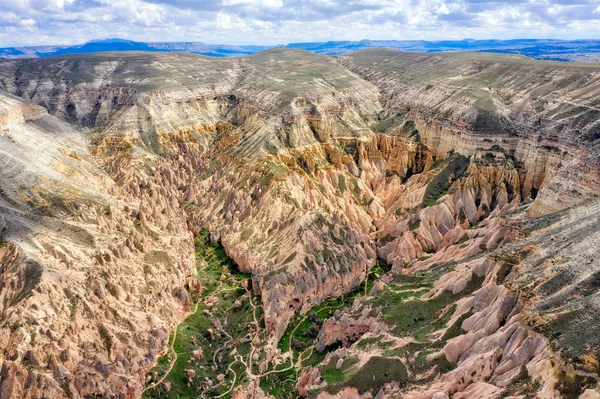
211 355 243 399
251 301 348 379
141 301 200 396
246 292 261 377
297 346 315 369
557 100 600 112
143 279 357 395
388 287 430 295
142 280 226 396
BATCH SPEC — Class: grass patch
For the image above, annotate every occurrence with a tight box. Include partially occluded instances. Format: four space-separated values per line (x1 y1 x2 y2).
457 233 470 244
98 324 113 357
326 357 408 394
241 228 254 241
338 174 346 194
259 367 297 399
323 367 346 385
409 219 421 231
372 114 404 133
282 252 297 265
423 154 469 207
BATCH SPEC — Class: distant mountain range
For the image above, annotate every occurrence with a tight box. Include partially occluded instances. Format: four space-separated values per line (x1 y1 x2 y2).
288 39 600 61
2 38 600 61
0 38 271 59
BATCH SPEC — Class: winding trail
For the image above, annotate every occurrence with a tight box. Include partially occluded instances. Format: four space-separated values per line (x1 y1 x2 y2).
143 273 365 396
246 292 261 377
556 100 600 113
141 301 200 396
141 280 226 396
211 355 243 399
249 300 348 380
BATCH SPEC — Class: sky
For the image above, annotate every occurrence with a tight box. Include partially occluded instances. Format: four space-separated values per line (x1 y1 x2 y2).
1 0 600 47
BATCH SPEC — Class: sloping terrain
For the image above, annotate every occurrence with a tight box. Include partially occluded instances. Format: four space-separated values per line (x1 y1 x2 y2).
0 49 599 399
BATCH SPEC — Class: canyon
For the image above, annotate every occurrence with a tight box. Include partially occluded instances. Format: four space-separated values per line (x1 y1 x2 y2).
0 48 599 398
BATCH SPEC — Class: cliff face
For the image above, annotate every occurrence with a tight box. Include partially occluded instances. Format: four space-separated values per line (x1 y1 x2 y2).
0 49 599 398
340 50 600 215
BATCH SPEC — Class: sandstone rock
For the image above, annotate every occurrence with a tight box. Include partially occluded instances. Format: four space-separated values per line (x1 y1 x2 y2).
185 369 196 379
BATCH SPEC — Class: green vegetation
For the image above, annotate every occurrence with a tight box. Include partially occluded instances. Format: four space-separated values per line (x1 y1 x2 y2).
268 259 392 396
240 228 254 241
245 49 357 110
9 260 43 306
409 219 421 231
423 154 469 207
355 337 381 350
261 292 350 398
474 111 505 134
457 233 470 245
351 178 361 197
372 114 420 140
282 252 297 265
348 357 407 393
499 367 542 398
470 222 481 230
145 226 488 399
325 356 408 394
143 230 257 399
405 345 457 378
259 367 297 398
145 230 384 399
553 370 597 399
430 156 450 171
307 264 490 396
278 296 347 359
338 174 346 194
260 161 290 186
372 113 404 133
97 324 113 357
374 289 455 341
322 364 346 385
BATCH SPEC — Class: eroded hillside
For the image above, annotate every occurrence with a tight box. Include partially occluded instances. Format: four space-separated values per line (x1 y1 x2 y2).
0 49 599 399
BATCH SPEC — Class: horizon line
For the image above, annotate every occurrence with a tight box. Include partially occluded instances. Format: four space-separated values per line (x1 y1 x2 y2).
2 37 600 49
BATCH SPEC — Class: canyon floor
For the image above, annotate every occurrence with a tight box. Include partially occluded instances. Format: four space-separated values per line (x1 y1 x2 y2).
0 48 599 399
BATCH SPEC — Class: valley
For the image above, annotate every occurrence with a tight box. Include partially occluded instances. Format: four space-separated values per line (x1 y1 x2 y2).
0 48 599 398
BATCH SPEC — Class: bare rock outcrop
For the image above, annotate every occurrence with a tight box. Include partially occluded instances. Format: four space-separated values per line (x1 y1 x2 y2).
315 313 384 353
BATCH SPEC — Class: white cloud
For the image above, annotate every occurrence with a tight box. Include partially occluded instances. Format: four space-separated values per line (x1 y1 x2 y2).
20 18 36 26
0 0 600 46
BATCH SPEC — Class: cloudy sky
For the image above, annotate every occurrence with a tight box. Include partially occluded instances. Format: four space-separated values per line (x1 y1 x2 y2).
1 0 600 47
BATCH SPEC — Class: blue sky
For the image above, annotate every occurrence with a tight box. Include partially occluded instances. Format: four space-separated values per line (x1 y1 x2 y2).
1 0 600 47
